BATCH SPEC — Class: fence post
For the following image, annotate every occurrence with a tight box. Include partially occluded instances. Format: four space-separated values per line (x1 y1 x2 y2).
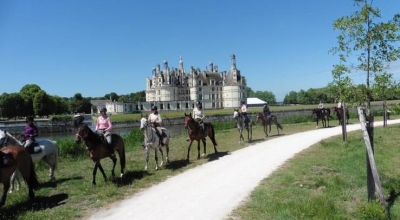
366 114 375 201
341 102 347 142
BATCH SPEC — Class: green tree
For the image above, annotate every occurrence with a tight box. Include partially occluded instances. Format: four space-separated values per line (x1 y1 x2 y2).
253 91 276 104
283 91 298 104
245 87 255 97
331 0 400 112
33 90 52 116
0 93 25 118
19 84 42 116
51 95 69 114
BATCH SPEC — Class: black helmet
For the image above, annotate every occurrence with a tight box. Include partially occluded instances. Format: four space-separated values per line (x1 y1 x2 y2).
241 101 246 104
26 116 34 122
196 101 201 105
100 107 107 113
151 106 158 111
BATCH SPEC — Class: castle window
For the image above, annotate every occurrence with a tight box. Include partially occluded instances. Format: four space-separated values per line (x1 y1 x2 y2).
199 87 202 92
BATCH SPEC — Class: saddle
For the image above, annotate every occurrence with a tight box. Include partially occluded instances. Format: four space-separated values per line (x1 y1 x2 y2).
26 142 42 154
0 152 15 168
98 133 114 151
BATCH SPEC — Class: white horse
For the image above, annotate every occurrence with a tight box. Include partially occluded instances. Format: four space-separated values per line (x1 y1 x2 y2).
139 116 170 171
233 109 252 143
0 129 58 192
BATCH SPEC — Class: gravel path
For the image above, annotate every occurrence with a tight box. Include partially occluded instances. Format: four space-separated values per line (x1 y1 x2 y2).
87 119 400 220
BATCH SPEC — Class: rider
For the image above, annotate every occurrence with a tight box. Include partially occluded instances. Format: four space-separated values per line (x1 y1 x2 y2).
318 100 325 115
23 116 39 154
263 102 271 119
193 102 206 138
148 106 165 146
95 107 113 151
337 101 343 109
240 101 250 125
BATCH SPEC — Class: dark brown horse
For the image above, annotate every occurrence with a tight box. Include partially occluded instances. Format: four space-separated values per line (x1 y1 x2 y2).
333 107 350 125
75 123 126 185
255 112 283 137
311 108 331 128
184 113 218 161
0 146 40 207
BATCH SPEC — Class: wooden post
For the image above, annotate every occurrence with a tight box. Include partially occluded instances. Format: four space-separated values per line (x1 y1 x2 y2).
383 101 387 128
358 107 388 215
342 102 347 142
366 114 375 200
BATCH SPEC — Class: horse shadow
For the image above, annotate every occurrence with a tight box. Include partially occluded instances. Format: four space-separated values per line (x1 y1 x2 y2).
267 134 286 137
248 138 265 143
40 176 84 189
165 159 190 170
0 193 68 219
207 151 229 162
112 170 149 187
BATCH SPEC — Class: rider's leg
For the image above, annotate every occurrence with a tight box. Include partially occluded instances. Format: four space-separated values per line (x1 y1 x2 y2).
156 127 164 145
24 139 34 153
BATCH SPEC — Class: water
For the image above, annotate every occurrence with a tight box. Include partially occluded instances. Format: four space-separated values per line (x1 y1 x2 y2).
38 124 186 140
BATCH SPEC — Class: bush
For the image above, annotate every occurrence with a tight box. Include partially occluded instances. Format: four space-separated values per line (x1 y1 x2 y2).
56 138 87 158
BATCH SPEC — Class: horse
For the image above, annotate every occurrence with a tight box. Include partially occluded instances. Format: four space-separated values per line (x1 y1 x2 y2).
233 109 252 143
0 146 40 207
0 129 58 192
255 112 283 137
311 108 331 128
333 107 350 125
139 115 170 171
75 123 126 186
184 113 218 161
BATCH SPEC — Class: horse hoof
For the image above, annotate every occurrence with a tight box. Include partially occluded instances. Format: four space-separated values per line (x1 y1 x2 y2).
120 173 124 178
9 190 13 194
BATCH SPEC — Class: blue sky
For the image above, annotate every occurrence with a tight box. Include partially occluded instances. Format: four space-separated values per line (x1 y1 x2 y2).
1 0 399 102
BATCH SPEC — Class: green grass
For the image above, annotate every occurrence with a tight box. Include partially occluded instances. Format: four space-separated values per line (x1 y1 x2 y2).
1 112 399 219
228 122 400 220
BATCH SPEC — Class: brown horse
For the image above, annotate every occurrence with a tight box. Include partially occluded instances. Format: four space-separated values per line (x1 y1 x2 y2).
311 108 331 128
255 112 283 137
333 107 349 125
184 113 218 161
75 123 126 185
0 146 40 207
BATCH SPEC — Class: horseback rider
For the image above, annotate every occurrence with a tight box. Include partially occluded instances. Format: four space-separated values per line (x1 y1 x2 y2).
148 106 165 146
240 101 250 125
22 116 39 154
95 107 113 151
337 101 342 109
263 102 271 119
318 100 325 115
193 102 206 137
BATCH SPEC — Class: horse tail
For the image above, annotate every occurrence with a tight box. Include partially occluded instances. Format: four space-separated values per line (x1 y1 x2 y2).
277 122 283 130
28 159 40 190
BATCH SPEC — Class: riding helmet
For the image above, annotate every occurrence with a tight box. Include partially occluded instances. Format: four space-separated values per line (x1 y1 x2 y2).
100 107 107 113
241 101 246 104
151 106 158 111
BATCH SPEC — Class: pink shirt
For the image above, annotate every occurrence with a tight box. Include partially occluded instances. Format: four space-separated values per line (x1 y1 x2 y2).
241 104 247 113
95 115 112 131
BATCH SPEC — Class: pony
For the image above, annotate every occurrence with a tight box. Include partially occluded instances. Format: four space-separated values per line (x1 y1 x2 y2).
184 113 218 161
139 115 170 171
233 109 252 143
311 108 331 128
0 129 57 192
255 112 283 137
0 146 40 207
75 123 126 185
333 107 350 125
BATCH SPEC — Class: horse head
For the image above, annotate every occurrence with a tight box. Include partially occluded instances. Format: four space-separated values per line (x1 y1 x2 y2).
233 109 239 119
0 129 23 147
184 113 193 129
140 116 148 130
75 123 91 142
0 129 7 147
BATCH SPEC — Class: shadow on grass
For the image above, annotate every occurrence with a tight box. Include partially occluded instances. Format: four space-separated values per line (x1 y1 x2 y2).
40 176 84 189
113 170 150 187
164 159 189 170
207 151 229 162
0 193 68 220
248 138 265 143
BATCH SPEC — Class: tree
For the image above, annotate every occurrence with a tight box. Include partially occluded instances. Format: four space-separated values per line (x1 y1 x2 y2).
19 84 42 116
283 91 298 104
331 0 400 112
253 91 276 104
245 87 255 97
33 90 52 116
0 93 25 118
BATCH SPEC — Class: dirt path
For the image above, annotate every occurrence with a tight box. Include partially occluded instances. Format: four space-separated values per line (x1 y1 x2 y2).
87 119 400 220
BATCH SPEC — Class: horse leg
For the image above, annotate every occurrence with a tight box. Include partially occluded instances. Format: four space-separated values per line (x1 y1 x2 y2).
43 157 56 182
197 140 201 160
249 125 252 141
158 146 164 169
0 180 10 207
110 156 117 177
154 147 159 170
186 140 194 161
9 171 19 193
201 138 206 158
145 147 150 171
165 144 170 163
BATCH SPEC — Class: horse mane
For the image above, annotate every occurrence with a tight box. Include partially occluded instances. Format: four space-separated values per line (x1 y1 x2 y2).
78 123 103 145
4 131 23 146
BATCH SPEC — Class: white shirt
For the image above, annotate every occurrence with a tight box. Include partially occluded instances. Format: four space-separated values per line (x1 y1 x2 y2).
318 103 324 109
337 102 342 108
192 107 204 120
148 113 162 124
